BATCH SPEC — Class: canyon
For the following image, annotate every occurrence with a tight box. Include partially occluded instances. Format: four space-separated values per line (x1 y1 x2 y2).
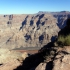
0 11 70 49
0 11 69 49
0 11 70 70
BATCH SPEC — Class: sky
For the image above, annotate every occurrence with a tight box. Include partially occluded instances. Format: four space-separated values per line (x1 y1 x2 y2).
0 0 70 14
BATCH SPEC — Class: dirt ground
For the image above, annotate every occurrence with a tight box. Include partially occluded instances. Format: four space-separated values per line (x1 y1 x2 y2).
15 50 38 54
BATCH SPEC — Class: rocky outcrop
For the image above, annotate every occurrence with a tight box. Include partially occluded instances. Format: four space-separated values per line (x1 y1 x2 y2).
0 48 28 70
34 46 70 70
52 46 70 70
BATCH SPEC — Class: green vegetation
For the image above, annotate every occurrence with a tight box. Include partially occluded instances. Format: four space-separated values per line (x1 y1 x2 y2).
55 34 70 47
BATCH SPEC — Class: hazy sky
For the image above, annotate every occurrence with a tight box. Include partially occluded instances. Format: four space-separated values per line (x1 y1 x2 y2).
0 0 69 14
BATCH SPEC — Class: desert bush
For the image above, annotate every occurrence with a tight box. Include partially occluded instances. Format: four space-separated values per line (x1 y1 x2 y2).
55 34 70 46
64 35 70 46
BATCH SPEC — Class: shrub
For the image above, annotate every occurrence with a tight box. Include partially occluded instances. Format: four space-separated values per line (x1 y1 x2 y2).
55 34 70 46
64 35 70 46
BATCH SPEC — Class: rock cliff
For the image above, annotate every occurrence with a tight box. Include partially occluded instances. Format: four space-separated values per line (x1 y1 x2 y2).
0 14 59 49
0 11 70 49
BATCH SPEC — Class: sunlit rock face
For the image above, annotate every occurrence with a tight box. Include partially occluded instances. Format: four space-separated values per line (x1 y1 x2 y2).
0 13 60 49
0 48 28 70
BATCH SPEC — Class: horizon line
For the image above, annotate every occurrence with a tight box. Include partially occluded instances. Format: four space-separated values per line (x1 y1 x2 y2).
0 10 70 15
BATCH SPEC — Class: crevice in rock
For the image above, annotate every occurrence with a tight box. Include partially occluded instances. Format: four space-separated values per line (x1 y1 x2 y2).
46 61 53 70
0 64 3 66
30 20 34 26
19 15 28 31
